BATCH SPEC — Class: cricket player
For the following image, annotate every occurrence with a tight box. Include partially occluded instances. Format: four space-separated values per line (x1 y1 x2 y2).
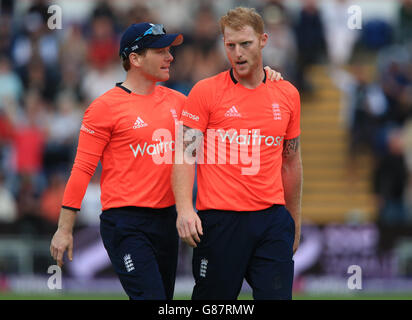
50 22 283 300
172 7 303 300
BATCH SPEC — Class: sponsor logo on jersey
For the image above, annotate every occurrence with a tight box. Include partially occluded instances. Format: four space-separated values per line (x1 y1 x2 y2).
129 140 175 157
181 110 199 121
80 124 95 134
218 129 284 147
133 117 148 129
224 106 242 118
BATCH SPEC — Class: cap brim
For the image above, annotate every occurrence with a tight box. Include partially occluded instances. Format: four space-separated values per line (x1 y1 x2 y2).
147 33 184 48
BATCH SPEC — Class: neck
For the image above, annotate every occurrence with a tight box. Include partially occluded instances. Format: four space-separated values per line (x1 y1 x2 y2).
122 69 157 95
232 64 265 89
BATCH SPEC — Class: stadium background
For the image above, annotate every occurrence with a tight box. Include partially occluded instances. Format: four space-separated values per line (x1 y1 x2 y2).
0 0 412 300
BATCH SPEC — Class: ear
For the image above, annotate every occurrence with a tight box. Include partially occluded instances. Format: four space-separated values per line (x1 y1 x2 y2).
129 53 144 68
260 33 268 49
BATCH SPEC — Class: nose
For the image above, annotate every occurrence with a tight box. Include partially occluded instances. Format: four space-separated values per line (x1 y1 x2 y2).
234 44 242 58
166 50 174 62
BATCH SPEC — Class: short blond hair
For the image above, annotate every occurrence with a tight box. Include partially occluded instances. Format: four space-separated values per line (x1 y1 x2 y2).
220 7 264 35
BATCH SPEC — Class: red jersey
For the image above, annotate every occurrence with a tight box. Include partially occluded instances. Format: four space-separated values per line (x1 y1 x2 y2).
180 70 301 211
62 83 186 211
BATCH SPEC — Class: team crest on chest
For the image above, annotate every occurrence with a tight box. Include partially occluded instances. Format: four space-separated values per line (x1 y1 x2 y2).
170 109 179 125
272 104 282 120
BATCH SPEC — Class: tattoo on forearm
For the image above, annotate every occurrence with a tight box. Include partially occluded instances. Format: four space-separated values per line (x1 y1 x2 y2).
282 136 300 158
183 125 203 157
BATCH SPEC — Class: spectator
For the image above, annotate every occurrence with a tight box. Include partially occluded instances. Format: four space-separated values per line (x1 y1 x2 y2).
0 171 17 225
294 0 326 93
347 65 387 157
43 91 81 177
0 108 14 183
397 0 412 44
370 49 412 224
0 13 13 58
151 0 194 31
360 19 393 51
121 3 157 28
262 4 297 82
11 0 60 70
17 55 59 103
10 1 60 103
331 62 388 182
403 118 412 221
12 90 47 193
380 60 412 124
0 55 23 105
86 15 118 71
58 24 88 101
186 5 226 84
0 0 14 15
373 127 408 224
0 108 14 149
40 172 66 224
321 0 360 66
81 14 124 103
15 173 53 235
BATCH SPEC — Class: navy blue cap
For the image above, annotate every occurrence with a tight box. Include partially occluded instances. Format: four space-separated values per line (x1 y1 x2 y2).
119 23 183 59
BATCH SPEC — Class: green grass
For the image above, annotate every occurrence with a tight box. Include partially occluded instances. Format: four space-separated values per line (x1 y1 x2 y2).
1 292 411 300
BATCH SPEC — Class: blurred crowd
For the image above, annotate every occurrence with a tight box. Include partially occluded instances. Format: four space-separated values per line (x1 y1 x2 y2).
331 0 412 225
0 0 412 240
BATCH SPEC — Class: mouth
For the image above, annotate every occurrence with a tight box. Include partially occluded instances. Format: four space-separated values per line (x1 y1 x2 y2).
236 61 247 66
160 66 170 71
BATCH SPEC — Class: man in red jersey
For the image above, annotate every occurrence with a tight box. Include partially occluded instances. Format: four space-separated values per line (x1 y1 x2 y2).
172 7 302 300
50 22 283 300
50 23 186 300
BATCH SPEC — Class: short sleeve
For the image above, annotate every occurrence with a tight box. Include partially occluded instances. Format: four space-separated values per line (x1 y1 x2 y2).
180 80 212 132
284 85 301 140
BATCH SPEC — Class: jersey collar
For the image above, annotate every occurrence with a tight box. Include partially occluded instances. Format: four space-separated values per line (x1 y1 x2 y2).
229 68 267 85
116 82 132 93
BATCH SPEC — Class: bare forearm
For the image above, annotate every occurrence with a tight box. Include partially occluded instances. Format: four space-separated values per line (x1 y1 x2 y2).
173 125 203 213
281 136 303 253
172 163 196 213
51 208 77 266
172 124 204 247
282 158 303 230
57 208 78 233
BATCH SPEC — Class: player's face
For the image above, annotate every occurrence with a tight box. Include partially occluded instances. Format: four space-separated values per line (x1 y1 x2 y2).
140 46 174 82
223 25 267 79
